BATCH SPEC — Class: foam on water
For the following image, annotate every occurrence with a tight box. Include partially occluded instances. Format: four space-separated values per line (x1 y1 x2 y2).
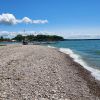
59 48 100 80
48 45 56 48
48 45 100 80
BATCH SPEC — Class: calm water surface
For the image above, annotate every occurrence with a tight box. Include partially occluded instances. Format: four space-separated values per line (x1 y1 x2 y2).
50 40 100 70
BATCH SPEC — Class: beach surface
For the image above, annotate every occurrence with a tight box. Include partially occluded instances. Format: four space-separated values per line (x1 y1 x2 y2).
0 44 100 100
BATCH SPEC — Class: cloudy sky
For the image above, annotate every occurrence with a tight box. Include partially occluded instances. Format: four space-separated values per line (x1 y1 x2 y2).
0 0 100 39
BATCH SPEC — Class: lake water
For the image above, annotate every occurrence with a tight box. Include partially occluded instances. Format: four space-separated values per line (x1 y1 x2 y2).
48 40 100 80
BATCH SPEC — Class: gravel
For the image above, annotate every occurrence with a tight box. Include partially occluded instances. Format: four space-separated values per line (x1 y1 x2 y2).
0 44 100 100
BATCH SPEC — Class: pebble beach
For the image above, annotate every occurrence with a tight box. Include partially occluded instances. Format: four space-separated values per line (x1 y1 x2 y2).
0 44 100 100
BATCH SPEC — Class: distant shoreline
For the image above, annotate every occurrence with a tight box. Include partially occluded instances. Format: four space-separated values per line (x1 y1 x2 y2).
0 39 100 43
64 39 100 41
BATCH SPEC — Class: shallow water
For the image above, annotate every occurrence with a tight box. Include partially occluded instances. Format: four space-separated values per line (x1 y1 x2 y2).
0 42 20 45
49 40 100 80
50 40 100 69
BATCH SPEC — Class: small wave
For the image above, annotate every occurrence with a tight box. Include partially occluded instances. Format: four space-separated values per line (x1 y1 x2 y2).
60 48 100 81
48 45 56 48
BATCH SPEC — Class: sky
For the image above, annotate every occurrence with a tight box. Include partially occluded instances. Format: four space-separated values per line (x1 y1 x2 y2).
0 0 100 39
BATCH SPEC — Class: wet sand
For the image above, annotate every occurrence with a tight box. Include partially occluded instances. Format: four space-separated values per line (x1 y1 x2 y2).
0 44 100 100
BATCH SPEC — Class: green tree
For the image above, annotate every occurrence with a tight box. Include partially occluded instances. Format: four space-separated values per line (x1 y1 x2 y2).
13 34 24 42
0 36 4 41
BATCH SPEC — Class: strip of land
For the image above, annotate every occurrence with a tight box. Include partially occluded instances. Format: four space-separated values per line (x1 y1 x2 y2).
0 44 100 100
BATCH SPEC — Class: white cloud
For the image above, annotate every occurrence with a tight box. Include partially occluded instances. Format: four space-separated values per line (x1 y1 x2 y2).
22 17 48 24
0 31 37 38
1 30 100 39
22 17 32 24
32 20 48 24
0 13 48 25
0 13 18 25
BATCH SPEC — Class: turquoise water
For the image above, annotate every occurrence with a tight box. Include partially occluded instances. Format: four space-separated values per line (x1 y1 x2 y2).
49 40 100 70
48 40 100 80
0 42 20 45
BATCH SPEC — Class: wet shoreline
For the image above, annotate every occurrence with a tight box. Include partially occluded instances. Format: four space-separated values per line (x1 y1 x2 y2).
0 44 100 100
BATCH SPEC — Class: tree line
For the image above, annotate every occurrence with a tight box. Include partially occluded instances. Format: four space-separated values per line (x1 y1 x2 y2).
0 36 11 42
0 34 64 42
12 34 64 42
